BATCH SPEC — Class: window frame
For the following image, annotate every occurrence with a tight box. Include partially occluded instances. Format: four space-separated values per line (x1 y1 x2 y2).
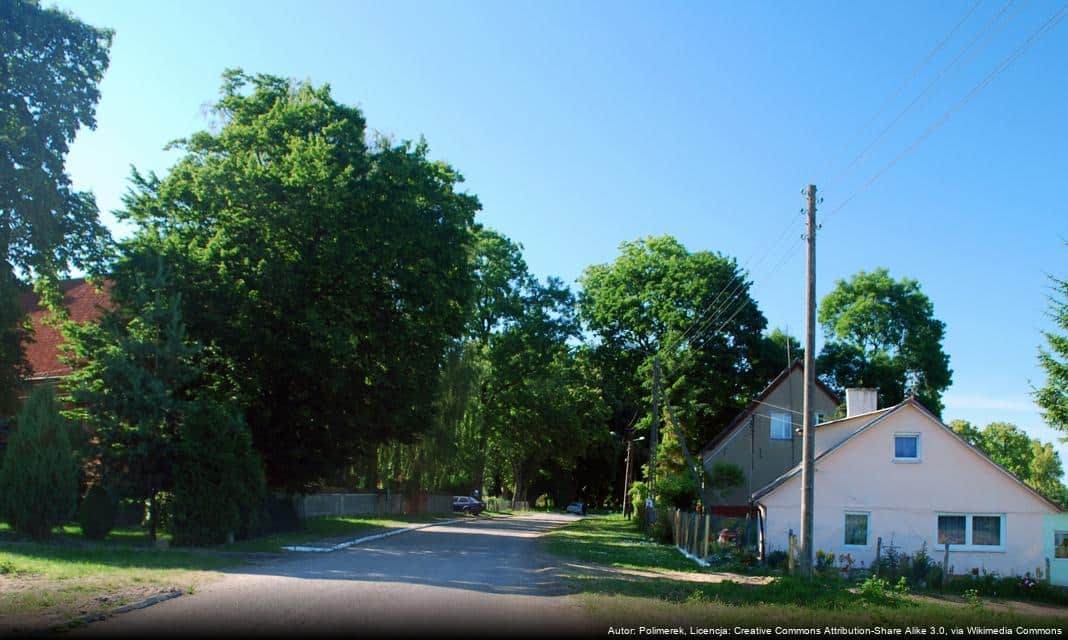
893 432 921 463
769 411 792 441
934 512 1006 552
843 511 870 548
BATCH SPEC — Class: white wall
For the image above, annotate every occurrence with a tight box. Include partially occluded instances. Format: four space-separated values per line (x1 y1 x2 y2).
760 403 1057 577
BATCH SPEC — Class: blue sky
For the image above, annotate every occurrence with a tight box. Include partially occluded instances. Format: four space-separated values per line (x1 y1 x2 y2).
53 1 1068 459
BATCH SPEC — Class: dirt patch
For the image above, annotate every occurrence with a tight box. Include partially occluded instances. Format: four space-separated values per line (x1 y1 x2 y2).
914 592 1068 618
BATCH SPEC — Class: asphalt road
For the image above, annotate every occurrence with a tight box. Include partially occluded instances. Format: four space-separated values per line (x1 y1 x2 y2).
76 513 598 638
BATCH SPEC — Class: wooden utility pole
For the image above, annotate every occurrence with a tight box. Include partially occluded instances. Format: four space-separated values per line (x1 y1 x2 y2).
648 356 661 528
799 184 817 578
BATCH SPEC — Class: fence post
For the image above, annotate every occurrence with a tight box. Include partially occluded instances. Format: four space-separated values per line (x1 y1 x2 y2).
1046 558 1052 584
942 543 951 588
874 537 882 577
704 513 711 559
788 529 796 575
691 512 699 556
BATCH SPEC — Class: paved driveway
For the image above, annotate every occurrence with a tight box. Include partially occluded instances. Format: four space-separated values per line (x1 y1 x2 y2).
77 513 597 637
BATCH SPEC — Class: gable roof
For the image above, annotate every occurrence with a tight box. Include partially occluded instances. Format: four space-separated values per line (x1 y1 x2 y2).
752 397 1063 512
699 359 840 458
19 278 113 380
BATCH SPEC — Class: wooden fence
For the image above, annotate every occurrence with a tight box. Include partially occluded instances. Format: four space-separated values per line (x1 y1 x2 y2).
667 507 757 565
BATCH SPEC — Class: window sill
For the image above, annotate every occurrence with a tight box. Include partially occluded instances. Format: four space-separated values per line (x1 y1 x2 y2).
843 544 870 549
892 458 921 463
935 545 1005 553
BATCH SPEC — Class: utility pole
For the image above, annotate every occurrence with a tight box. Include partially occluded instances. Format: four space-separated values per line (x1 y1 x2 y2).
648 355 661 529
799 184 817 579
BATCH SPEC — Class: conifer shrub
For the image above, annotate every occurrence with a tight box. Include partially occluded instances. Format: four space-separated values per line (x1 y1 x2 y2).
78 483 118 540
169 399 265 546
0 386 78 539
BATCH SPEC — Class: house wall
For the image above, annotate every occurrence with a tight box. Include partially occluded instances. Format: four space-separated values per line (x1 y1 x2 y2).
759 405 1058 576
703 368 838 506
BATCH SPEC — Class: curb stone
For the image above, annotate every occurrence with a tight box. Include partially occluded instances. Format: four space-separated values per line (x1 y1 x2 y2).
282 517 470 553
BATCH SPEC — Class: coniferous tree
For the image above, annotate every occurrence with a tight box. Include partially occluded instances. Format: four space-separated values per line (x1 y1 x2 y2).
0 386 78 539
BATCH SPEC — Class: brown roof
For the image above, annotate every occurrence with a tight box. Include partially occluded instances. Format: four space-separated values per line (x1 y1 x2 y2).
699 360 841 458
19 278 113 379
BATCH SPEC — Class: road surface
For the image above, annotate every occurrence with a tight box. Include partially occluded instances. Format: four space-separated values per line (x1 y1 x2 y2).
76 513 599 637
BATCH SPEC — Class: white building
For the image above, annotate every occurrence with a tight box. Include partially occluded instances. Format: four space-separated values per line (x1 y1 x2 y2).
753 397 1063 578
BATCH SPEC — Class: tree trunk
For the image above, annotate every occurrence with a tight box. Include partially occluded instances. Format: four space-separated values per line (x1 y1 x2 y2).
147 493 158 542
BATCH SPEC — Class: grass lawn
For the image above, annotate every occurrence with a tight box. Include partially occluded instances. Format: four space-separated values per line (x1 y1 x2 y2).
544 513 708 574
0 542 239 633
219 513 453 552
0 521 168 547
544 515 1068 629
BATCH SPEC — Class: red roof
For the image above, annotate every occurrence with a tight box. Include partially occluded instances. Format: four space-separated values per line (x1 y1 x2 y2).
19 278 113 379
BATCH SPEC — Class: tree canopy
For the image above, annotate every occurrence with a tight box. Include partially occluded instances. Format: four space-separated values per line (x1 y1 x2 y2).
1037 271 1068 438
817 268 952 416
1 0 112 410
108 70 479 490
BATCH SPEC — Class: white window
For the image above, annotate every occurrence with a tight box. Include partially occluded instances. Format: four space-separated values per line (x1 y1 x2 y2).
844 512 869 547
1055 531 1068 559
936 513 1005 552
893 433 920 462
770 412 792 440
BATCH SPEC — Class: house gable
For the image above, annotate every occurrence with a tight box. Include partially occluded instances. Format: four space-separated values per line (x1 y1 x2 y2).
755 399 1060 514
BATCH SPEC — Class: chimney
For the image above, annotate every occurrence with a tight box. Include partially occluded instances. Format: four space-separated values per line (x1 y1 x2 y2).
845 388 878 417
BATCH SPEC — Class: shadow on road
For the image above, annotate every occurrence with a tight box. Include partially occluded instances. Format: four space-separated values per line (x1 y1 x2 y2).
208 513 580 597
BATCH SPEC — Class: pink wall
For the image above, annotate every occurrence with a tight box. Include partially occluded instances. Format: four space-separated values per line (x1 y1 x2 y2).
759 403 1057 577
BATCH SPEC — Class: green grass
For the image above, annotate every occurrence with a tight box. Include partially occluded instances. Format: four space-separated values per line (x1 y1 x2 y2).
544 513 703 573
220 513 449 553
0 542 240 630
543 515 1068 629
0 521 167 547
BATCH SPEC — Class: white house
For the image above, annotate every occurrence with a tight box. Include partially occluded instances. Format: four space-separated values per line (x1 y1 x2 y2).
753 397 1063 578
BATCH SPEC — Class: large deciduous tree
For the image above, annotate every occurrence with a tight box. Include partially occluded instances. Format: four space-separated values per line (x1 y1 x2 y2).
114 71 478 490
1036 271 1068 437
817 269 952 416
1 0 112 410
578 235 777 453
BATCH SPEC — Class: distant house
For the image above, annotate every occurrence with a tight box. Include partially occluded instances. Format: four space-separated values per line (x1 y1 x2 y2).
700 360 840 515
754 397 1064 578
0 278 112 450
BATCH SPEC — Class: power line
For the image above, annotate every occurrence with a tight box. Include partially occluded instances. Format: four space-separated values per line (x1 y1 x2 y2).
825 0 1021 192
824 1 1068 224
815 0 985 183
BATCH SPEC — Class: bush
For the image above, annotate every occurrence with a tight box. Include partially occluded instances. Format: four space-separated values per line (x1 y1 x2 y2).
857 576 913 608
816 549 836 574
168 399 265 546
0 387 78 539
766 550 789 570
78 484 118 540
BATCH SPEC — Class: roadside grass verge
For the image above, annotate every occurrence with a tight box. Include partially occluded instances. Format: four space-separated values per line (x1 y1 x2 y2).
220 513 450 552
0 543 240 632
543 514 702 573
544 516 1068 629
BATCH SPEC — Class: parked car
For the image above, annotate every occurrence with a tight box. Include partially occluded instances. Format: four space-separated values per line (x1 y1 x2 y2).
565 501 587 515
452 496 485 515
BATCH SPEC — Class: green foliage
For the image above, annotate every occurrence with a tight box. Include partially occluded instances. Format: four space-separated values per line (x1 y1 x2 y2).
1037 271 1068 436
963 588 983 612
815 549 836 574
765 550 789 570
78 484 118 541
856 576 913 608
0 386 78 539
948 419 1068 507
578 236 779 454
942 574 1068 606
707 461 744 499
0 0 112 410
63 264 199 540
113 70 478 490
168 400 265 546
817 268 952 416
